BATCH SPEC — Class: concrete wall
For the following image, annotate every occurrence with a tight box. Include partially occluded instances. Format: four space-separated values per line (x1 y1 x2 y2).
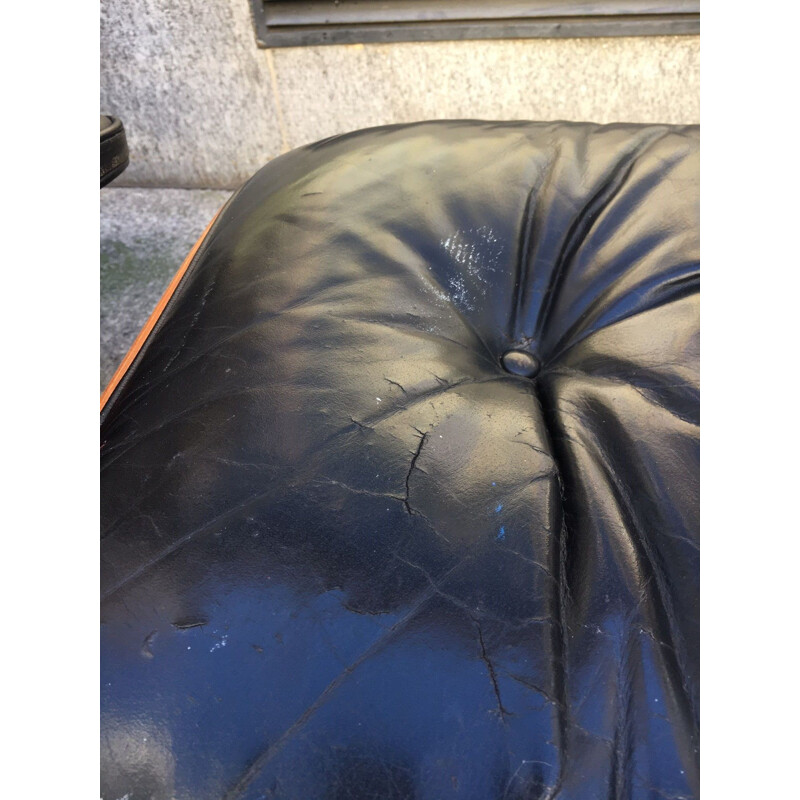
100 0 700 190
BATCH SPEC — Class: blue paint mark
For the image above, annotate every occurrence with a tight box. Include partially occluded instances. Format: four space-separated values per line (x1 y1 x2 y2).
491 482 497 487
497 527 506 541
495 504 503 513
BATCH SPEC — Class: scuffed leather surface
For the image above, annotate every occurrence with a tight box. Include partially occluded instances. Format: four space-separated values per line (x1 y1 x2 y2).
100 121 699 800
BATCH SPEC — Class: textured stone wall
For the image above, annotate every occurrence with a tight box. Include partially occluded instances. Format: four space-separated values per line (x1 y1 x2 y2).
100 0 700 190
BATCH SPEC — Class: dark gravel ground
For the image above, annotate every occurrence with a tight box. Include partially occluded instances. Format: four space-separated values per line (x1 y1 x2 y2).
100 188 232 391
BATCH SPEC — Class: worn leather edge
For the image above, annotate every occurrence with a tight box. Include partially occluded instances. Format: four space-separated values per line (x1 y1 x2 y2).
100 207 223 417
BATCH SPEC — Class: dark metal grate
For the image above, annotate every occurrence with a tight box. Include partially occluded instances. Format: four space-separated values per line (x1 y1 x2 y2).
249 0 700 48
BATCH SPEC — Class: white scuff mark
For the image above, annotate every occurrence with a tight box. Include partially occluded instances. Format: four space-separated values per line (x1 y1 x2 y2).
447 273 474 311
209 634 229 654
439 226 506 311
442 226 505 282
428 286 450 305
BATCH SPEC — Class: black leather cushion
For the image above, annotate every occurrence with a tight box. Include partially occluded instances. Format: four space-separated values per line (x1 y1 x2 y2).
101 121 699 800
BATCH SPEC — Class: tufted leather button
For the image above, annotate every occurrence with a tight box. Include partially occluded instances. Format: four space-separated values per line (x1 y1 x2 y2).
501 349 540 378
